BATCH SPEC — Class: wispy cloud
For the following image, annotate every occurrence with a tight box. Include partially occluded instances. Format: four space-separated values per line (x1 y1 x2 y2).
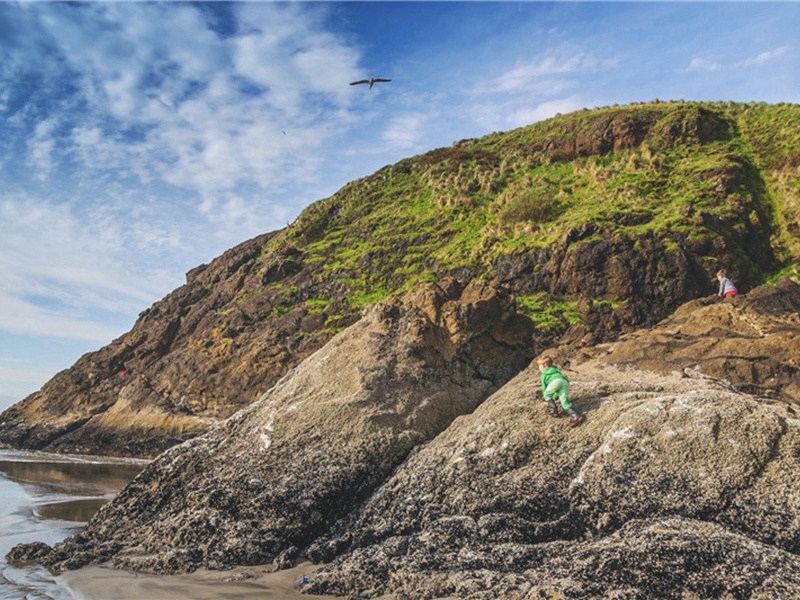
0 194 163 341
464 44 606 132
684 45 790 74
474 46 613 95
382 113 430 150
684 57 721 73
5 3 363 230
743 45 789 67
0 2 367 347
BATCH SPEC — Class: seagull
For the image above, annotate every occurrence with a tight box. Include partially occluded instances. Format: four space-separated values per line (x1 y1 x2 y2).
350 77 392 90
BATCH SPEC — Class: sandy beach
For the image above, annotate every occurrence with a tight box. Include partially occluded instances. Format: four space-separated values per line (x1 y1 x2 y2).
61 561 340 600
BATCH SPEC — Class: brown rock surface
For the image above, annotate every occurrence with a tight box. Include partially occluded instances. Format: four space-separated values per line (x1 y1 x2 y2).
10 279 800 598
304 362 800 598
0 234 345 457
25 279 534 574
576 277 800 402
1 102 787 459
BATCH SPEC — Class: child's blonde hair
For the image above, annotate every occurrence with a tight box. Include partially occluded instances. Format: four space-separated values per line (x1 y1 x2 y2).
717 269 727 278
537 356 554 368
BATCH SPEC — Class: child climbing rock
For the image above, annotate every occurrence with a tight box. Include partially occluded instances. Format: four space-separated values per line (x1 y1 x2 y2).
717 269 738 298
538 356 585 427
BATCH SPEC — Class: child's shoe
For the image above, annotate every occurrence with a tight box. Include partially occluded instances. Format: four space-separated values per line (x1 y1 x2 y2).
570 414 585 428
547 400 559 417
566 408 585 427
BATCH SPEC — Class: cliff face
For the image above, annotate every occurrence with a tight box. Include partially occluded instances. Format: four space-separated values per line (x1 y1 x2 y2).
12 277 800 600
576 277 800 401
299 283 800 599
30 279 535 573
1 101 798 458
305 364 800 599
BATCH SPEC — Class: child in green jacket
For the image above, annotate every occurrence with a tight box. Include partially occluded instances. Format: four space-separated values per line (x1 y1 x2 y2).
538 356 585 427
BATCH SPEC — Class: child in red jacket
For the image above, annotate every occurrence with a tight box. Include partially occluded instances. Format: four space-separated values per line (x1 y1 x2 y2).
717 269 738 298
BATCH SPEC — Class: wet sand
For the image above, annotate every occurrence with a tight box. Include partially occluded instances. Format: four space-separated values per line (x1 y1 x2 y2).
0 449 149 599
62 561 341 600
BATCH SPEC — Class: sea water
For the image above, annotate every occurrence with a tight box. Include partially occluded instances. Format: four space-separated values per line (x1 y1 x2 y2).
0 450 146 599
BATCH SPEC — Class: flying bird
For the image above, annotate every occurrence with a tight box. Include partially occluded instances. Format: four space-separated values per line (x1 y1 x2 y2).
350 77 392 90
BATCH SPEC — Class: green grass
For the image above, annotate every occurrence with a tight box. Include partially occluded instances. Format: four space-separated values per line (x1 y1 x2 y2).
305 296 333 314
763 264 800 286
249 100 800 333
516 293 584 334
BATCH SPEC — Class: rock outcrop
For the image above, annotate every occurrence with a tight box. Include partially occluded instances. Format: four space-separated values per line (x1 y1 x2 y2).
303 362 800 599
0 233 289 457
4 101 798 459
9 278 800 598
26 279 534 573
575 276 800 402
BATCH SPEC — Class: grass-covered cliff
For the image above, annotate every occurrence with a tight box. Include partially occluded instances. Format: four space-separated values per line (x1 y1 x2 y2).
1 100 798 457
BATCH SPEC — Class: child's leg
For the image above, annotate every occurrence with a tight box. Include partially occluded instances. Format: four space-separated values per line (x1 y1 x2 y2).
552 379 583 424
544 379 571 415
553 379 572 412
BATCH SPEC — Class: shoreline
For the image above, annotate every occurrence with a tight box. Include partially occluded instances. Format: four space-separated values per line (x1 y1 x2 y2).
0 447 151 466
61 561 341 600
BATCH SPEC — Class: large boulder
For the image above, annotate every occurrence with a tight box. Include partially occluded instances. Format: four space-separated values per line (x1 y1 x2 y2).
30 279 534 574
304 361 800 599
310 517 800 599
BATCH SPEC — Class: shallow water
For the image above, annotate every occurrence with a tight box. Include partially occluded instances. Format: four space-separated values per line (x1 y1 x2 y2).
0 449 146 599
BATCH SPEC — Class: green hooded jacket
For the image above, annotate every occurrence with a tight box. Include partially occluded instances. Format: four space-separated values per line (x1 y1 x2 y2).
540 366 567 394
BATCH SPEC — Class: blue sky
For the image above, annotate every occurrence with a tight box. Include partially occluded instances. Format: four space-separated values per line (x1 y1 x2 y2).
1 1 798 411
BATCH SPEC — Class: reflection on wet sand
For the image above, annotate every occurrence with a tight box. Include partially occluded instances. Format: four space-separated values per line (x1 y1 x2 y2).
0 455 146 495
62 562 341 600
36 498 110 523
0 450 149 599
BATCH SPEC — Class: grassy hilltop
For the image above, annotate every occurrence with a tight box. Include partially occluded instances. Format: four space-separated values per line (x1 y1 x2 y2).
260 100 800 331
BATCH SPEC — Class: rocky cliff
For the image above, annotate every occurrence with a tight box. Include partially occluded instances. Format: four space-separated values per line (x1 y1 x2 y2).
1 101 799 458
576 276 800 402
303 363 800 599
23 279 534 573
11 277 800 599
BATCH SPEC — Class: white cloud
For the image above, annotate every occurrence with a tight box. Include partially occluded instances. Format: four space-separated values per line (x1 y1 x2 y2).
0 295 123 344
475 46 611 95
0 362 56 386
0 361 59 410
0 194 164 342
5 2 363 226
685 46 789 74
685 57 720 73
743 45 789 66
0 2 371 357
469 96 586 132
462 44 607 132
510 97 586 128
28 119 58 179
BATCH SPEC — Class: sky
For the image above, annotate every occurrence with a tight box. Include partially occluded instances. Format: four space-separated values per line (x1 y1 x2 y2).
0 1 798 411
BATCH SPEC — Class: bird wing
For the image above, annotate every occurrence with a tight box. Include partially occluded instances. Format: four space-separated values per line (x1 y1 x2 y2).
373 78 392 83
350 80 369 85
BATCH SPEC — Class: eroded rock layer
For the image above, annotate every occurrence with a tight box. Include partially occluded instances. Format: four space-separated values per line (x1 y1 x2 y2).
577 277 800 402
9 278 800 599
4 101 799 458
30 279 534 573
